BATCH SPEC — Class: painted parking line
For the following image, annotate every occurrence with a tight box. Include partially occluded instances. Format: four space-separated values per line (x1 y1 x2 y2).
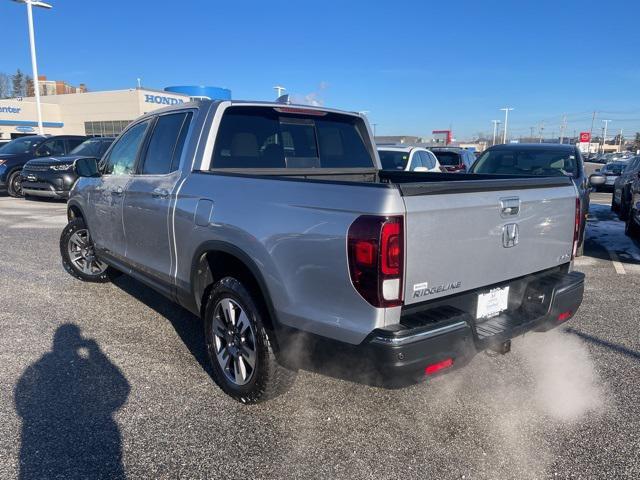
607 249 626 275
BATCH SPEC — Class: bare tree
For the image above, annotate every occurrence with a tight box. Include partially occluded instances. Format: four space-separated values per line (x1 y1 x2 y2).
25 75 35 97
0 73 9 98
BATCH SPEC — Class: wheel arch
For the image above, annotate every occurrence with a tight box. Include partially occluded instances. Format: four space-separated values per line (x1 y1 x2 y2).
191 241 281 344
66 200 85 222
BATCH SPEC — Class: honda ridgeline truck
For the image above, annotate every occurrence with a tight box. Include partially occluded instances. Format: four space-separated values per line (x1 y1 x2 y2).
60 100 587 403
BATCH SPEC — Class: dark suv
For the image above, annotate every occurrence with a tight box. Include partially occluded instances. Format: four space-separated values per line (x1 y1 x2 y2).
430 147 476 172
470 143 598 256
612 156 640 220
21 137 114 199
0 135 88 197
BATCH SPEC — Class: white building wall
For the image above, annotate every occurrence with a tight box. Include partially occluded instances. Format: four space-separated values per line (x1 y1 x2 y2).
0 88 190 140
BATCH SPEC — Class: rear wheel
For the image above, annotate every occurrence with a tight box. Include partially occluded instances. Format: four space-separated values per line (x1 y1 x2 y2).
204 276 296 404
7 170 23 198
60 218 117 282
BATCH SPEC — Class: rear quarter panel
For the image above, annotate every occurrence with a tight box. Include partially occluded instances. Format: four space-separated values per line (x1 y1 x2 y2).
173 174 405 344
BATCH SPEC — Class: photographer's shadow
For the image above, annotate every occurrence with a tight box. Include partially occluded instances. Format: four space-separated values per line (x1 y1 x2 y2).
14 324 130 480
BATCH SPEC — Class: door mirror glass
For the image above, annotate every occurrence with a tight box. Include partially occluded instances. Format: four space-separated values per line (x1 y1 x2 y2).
589 173 606 186
74 157 101 178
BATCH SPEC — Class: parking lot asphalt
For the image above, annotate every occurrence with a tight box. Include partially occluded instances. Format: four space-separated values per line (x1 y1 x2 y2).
0 193 639 480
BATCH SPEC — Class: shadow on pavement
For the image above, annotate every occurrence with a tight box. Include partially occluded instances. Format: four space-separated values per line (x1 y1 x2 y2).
14 324 130 480
567 327 640 361
111 275 212 376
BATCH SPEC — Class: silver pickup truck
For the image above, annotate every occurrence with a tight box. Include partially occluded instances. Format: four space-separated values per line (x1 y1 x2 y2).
60 100 585 403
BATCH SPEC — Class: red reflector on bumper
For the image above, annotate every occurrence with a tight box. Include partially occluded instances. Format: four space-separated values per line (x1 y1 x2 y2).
425 358 454 375
558 311 573 322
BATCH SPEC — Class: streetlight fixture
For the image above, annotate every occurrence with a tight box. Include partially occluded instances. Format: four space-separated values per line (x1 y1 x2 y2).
273 85 286 99
12 0 52 135
500 107 514 144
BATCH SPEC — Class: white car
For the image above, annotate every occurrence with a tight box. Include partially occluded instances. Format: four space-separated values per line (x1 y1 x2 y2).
377 145 441 172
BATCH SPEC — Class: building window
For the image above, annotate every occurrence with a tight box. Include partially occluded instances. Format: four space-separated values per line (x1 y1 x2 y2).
84 120 132 137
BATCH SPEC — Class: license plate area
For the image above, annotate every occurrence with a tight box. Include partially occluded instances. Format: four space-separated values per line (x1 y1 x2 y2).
476 286 509 320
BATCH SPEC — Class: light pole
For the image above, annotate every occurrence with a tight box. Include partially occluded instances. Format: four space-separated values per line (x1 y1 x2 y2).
12 0 52 135
602 119 611 154
273 85 286 99
500 107 514 144
491 120 501 145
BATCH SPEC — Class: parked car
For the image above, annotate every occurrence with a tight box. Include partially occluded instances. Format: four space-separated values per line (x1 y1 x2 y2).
613 156 640 220
0 135 88 197
60 100 585 404
625 175 640 238
593 161 628 192
430 147 476 172
377 145 441 172
469 143 605 256
21 137 115 199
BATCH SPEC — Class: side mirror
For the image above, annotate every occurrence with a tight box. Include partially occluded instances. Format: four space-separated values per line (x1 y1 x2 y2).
37 148 51 157
413 166 429 172
74 157 101 178
589 173 606 187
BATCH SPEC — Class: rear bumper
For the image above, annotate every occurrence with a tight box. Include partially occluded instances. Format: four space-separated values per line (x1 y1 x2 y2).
280 270 584 386
369 270 584 382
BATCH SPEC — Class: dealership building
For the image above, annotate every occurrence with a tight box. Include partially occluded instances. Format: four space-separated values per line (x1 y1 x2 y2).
0 85 231 140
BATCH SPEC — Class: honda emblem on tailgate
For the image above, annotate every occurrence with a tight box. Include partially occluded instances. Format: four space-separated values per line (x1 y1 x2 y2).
502 223 519 248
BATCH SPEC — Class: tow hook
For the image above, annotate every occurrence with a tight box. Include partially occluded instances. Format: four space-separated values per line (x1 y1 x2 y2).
489 340 511 355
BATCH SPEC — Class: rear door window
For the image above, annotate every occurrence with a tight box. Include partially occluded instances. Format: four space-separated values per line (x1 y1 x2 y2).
140 112 192 175
419 151 435 170
211 107 374 169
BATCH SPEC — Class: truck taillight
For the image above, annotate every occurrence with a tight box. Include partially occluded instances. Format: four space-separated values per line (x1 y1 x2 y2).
572 197 580 259
347 215 404 308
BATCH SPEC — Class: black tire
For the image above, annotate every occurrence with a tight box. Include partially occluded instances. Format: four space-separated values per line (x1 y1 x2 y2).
625 209 640 239
60 218 117 282
204 276 296 404
7 170 23 198
619 191 630 221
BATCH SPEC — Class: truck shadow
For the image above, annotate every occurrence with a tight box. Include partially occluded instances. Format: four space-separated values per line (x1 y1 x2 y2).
14 324 130 480
110 275 213 376
110 275 395 388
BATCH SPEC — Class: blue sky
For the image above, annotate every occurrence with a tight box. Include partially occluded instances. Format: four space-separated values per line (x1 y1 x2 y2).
2 0 639 140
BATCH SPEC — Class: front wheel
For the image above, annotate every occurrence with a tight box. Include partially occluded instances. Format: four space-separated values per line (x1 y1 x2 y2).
60 218 117 282
204 277 296 404
7 170 23 198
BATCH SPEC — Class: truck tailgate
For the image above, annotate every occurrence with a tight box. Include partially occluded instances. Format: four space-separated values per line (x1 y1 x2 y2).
399 177 577 305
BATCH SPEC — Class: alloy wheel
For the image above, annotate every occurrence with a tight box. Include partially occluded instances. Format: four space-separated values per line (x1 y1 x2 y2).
67 229 108 276
211 298 257 386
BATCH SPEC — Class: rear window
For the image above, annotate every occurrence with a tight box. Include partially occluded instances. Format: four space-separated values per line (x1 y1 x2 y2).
471 148 578 177
211 107 374 169
432 151 462 166
603 163 626 174
378 150 409 170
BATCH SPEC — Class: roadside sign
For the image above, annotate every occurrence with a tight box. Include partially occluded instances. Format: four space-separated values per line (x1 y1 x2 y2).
15 126 35 133
580 132 591 143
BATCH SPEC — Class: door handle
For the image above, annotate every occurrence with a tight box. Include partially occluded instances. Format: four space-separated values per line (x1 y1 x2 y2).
152 188 170 199
110 186 124 196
